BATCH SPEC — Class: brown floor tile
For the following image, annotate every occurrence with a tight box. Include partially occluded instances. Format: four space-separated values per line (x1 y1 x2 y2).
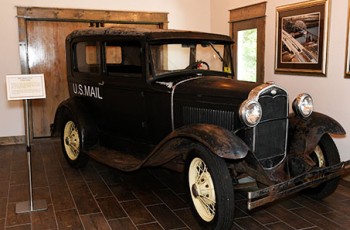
136 223 163 230
81 213 110 230
49 184 75 211
0 198 7 219
6 203 31 227
174 208 202 230
250 209 280 225
291 207 345 230
0 219 4 230
108 218 137 230
121 200 155 225
8 184 29 203
265 204 314 229
153 189 188 210
5 224 31 230
109 184 136 201
265 221 294 230
55 209 84 230
96 196 127 220
147 204 186 229
133 190 162 206
88 181 113 199
10 171 28 186
234 216 268 229
31 204 57 230
67 180 100 215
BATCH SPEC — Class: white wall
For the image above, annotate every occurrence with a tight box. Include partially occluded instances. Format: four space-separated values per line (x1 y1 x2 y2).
211 0 350 161
0 0 210 137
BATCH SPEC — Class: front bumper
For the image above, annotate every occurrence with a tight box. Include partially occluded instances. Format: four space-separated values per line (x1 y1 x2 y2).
248 159 350 210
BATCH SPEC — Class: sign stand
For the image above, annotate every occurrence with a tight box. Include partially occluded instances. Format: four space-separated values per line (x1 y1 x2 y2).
6 74 48 213
15 99 47 213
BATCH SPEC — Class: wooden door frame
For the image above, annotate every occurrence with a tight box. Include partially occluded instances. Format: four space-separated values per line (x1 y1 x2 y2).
16 7 168 140
229 2 266 83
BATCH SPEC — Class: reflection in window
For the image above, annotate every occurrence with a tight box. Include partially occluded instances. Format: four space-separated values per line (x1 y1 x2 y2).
106 46 122 64
75 42 100 73
237 28 257 82
105 42 142 75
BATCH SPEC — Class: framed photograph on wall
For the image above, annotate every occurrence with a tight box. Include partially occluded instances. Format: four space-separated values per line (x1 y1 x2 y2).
345 0 350 78
275 0 329 75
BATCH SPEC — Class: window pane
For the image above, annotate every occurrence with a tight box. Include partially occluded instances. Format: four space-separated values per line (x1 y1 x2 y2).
106 46 122 64
237 28 257 82
75 42 100 73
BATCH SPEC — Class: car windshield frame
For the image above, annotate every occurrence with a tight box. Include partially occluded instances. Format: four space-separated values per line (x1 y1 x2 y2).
149 40 234 80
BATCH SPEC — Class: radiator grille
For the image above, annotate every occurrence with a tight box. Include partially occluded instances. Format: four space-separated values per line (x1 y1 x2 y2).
182 106 234 131
254 88 288 169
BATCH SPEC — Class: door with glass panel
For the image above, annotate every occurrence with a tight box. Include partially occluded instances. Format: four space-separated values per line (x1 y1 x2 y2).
230 2 266 83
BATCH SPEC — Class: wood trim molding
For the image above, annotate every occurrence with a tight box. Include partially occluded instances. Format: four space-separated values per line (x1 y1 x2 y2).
229 2 266 22
0 136 25 145
17 7 169 26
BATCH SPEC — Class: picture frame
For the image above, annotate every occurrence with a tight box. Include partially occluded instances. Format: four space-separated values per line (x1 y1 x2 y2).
345 0 350 78
275 0 329 76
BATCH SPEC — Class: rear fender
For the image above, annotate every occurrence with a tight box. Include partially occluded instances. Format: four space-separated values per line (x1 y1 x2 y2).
51 97 98 151
288 112 346 156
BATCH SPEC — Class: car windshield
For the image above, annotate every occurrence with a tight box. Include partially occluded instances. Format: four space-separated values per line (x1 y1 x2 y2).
150 41 233 79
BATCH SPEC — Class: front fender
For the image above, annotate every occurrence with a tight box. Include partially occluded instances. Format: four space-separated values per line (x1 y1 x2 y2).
288 112 346 155
161 124 250 159
138 124 249 170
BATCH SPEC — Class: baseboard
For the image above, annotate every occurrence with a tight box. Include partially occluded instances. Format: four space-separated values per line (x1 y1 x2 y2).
0 136 25 145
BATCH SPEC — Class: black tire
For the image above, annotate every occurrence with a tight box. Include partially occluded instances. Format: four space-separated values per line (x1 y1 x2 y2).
185 145 234 230
304 133 340 199
61 112 89 168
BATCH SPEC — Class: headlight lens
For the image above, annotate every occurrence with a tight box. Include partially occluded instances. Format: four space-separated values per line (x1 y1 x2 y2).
292 93 313 117
239 100 262 127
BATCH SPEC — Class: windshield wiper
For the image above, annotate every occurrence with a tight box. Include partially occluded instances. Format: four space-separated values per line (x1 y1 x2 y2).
208 42 224 63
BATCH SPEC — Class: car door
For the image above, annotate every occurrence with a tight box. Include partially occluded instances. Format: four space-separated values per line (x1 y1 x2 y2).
99 40 149 142
69 40 104 115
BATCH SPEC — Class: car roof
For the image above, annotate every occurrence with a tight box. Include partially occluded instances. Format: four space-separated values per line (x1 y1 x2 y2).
66 26 233 43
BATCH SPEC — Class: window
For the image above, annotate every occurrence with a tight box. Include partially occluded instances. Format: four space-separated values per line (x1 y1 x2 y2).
237 28 257 82
105 42 142 75
230 2 266 83
150 42 233 78
75 42 100 73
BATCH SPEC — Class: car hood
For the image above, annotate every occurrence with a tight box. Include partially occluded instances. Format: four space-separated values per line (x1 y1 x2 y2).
154 76 260 100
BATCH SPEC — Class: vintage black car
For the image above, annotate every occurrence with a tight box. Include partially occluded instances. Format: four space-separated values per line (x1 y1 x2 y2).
52 27 350 229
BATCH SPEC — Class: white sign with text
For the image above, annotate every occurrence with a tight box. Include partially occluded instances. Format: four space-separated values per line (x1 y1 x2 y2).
6 74 46 100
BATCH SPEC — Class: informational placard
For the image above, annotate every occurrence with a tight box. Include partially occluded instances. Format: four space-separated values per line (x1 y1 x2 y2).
6 74 46 100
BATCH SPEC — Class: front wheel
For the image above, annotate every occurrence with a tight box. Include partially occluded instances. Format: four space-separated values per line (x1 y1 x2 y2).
304 134 340 199
186 146 234 230
61 114 88 168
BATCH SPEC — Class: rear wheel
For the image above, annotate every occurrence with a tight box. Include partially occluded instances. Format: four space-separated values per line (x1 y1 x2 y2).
304 134 340 199
61 113 88 168
186 146 234 230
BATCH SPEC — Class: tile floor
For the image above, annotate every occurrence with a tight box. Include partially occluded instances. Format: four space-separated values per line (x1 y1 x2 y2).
1 138 350 230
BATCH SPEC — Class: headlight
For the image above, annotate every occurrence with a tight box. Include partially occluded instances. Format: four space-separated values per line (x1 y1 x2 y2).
292 93 313 117
239 100 262 127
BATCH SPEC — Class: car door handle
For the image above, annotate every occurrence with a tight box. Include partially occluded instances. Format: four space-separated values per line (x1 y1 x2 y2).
98 81 104 86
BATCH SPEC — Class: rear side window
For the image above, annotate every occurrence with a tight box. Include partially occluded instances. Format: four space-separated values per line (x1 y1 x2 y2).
75 42 100 73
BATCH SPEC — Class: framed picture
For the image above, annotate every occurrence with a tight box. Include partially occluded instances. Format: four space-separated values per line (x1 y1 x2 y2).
345 0 350 78
275 0 329 75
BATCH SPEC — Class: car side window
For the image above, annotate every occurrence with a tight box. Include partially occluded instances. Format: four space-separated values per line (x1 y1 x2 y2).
105 42 142 76
75 42 100 73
